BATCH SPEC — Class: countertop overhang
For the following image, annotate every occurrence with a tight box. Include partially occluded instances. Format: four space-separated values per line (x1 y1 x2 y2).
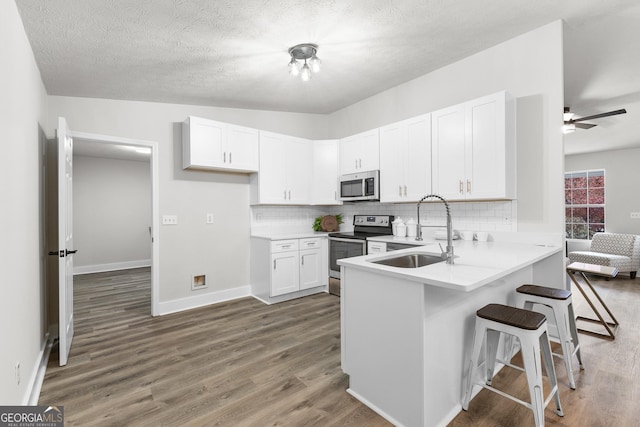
337 240 562 292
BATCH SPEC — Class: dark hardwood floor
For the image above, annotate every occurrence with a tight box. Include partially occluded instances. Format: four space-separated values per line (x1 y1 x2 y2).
40 268 640 426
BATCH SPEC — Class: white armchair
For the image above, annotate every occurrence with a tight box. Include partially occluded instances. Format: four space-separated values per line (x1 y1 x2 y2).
568 233 640 279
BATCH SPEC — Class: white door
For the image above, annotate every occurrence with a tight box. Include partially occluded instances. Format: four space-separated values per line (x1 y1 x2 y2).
270 252 299 296
57 117 75 366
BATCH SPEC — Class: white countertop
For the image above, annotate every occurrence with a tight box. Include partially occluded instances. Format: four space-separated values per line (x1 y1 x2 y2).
338 240 562 292
251 230 330 240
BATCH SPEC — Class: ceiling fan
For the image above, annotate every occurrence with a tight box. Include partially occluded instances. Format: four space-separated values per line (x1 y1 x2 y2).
563 107 627 131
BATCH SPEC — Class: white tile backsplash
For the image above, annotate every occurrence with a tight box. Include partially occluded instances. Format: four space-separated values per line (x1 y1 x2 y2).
251 200 517 234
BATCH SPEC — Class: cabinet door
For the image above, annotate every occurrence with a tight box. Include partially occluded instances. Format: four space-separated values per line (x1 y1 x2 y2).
404 114 431 201
432 104 466 200
227 124 259 172
312 140 340 205
358 129 380 172
339 135 361 175
286 137 312 204
183 117 226 169
465 92 506 199
257 131 288 203
299 248 322 290
339 129 380 175
270 251 300 296
379 123 405 203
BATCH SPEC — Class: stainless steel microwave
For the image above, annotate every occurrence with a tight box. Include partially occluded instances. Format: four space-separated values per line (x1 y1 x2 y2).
339 170 380 201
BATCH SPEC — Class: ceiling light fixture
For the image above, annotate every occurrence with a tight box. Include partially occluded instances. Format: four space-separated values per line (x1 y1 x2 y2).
288 43 320 81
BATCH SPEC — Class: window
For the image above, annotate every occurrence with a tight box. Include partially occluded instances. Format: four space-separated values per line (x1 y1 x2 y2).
564 170 605 239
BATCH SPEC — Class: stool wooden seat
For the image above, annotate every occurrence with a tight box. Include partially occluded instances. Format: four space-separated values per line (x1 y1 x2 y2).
515 284 583 390
463 303 563 427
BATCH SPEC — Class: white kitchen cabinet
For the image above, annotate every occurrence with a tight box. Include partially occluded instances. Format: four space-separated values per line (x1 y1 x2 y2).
311 139 341 205
339 129 380 175
250 131 312 204
379 114 431 202
432 91 515 200
182 116 258 172
251 237 326 303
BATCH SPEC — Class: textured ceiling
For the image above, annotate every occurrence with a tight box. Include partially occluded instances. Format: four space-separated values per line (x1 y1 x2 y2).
15 0 640 154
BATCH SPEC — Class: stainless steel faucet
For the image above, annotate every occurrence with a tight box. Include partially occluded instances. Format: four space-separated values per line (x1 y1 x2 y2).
416 194 455 264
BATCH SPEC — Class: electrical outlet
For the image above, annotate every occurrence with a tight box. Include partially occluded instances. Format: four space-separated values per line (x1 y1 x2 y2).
15 362 20 386
630 212 640 219
206 213 214 224
162 215 178 225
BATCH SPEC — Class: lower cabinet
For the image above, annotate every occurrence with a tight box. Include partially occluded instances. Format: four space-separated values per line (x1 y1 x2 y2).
251 237 327 303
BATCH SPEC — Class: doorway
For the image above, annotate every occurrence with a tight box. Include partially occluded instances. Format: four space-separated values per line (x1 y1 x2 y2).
69 131 160 317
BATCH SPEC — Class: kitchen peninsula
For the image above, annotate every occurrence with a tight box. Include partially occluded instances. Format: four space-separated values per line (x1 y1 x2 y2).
338 237 564 427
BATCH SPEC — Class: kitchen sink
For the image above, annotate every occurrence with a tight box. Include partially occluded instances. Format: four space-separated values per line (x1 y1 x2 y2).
369 252 444 268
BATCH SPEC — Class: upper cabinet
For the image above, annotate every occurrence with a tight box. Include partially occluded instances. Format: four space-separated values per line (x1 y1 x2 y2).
182 116 259 173
432 91 515 200
339 129 380 175
379 114 431 203
311 140 341 205
250 131 312 205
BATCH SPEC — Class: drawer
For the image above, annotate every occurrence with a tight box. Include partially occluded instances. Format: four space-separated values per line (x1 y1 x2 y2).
299 238 322 249
271 239 299 253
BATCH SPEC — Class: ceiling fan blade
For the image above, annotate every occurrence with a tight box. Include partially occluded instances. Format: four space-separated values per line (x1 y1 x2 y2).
575 122 597 129
572 108 627 123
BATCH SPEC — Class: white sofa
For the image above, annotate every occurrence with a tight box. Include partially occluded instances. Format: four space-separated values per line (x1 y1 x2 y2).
568 233 640 279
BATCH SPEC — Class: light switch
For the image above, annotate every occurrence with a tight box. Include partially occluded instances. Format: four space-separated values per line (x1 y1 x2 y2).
162 215 178 225
630 212 640 219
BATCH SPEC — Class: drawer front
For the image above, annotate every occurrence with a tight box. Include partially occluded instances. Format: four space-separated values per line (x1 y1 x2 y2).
271 239 299 253
299 237 322 249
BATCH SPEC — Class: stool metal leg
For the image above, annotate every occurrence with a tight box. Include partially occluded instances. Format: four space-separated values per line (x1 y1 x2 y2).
540 331 564 417
485 329 500 385
521 332 545 427
553 304 577 390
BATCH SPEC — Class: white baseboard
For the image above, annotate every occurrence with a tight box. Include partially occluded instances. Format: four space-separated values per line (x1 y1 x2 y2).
74 259 151 275
24 333 52 405
157 285 252 316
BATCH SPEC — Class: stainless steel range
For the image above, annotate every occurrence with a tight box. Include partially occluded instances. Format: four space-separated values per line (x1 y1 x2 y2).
328 214 394 295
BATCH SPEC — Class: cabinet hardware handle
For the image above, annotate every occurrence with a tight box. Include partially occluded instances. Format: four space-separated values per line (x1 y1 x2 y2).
223 152 226 163
229 152 232 163
355 159 358 169
281 245 291 248
273 260 276 269
301 255 305 265
399 186 402 196
404 185 407 196
288 190 291 200
359 159 362 168
284 190 287 200
467 180 471 193
459 180 463 193
334 191 337 200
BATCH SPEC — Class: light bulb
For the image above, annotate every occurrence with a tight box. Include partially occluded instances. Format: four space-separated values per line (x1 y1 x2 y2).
300 61 311 81
288 58 300 76
562 123 576 134
309 54 321 73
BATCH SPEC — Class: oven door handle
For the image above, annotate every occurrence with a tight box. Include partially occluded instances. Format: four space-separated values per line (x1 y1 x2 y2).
329 237 368 245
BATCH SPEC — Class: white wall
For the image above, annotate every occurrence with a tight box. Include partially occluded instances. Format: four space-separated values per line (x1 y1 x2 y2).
73 155 151 273
46 97 327 305
328 21 566 234
565 147 640 235
0 1 49 404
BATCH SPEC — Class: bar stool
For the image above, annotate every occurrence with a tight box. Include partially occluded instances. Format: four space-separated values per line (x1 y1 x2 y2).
462 304 563 427
514 284 583 390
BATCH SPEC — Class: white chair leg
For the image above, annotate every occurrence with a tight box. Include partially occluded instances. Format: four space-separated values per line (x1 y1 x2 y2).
521 334 545 427
463 321 486 410
567 302 583 369
540 331 564 417
555 305 576 389
485 329 500 385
